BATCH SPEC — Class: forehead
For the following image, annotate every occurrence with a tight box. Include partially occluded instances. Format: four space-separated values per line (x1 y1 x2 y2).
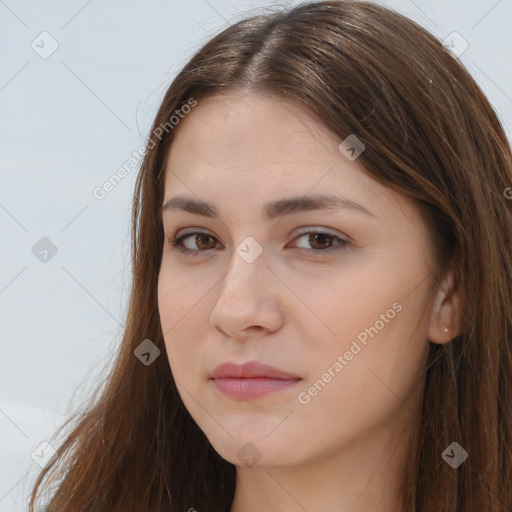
162 91 408 221
168 92 342 170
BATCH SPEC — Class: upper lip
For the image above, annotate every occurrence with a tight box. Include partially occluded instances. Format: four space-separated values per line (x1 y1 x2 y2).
210 361 301 380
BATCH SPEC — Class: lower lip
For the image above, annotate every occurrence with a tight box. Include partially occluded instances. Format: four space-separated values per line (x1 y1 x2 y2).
212 377 301 399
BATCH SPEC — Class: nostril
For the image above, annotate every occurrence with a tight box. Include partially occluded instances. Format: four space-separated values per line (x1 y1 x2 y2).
246 325 264 333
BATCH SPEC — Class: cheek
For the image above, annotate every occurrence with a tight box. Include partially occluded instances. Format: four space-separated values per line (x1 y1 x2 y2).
298 268 431 417
158 271 191 373
157 263 206 327
157 267 213 384
292 305 428 449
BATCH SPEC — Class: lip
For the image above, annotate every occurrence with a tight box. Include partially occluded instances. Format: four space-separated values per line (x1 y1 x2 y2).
211 361 300 380
210 361 302 399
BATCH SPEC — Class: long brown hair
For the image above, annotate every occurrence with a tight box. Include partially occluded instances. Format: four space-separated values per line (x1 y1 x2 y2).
29 1 512 510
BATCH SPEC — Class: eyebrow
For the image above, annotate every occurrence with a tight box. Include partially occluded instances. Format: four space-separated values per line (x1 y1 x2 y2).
161 193 375 220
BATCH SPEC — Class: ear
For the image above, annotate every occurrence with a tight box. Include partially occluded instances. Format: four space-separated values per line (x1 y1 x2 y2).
428 268 462 344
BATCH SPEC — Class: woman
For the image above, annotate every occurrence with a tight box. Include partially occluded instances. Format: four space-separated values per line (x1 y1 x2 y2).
29 1 512 510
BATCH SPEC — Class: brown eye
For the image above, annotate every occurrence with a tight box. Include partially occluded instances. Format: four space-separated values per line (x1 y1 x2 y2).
167 231 221 256
292 230 348 254
167 229 348 258
307 233 335 250
192 233 217 250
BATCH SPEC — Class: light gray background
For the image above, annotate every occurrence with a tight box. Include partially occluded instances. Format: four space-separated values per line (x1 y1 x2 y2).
1 0 511 510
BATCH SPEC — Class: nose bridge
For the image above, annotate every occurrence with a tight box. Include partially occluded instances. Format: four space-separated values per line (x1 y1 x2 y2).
219 240 268 302
210 240 283 337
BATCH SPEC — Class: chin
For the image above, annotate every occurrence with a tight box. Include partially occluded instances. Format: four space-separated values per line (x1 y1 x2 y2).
204 427 302 468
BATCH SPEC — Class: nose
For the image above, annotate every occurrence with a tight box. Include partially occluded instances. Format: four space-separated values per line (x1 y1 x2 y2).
209 246 285 341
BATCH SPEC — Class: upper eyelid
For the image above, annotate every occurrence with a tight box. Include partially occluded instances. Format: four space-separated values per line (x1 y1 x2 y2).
173 227 346 246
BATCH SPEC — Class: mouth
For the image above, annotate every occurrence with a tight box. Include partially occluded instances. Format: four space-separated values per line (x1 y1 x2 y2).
209 361 302 400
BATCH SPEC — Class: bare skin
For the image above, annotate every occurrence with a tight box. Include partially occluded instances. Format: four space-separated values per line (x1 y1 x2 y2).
157 90 461 511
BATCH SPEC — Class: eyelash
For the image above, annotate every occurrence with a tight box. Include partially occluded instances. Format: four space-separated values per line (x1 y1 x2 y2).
166 229 348 258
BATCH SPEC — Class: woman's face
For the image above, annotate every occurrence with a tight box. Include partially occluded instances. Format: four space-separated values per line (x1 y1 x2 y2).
157 91 438 468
